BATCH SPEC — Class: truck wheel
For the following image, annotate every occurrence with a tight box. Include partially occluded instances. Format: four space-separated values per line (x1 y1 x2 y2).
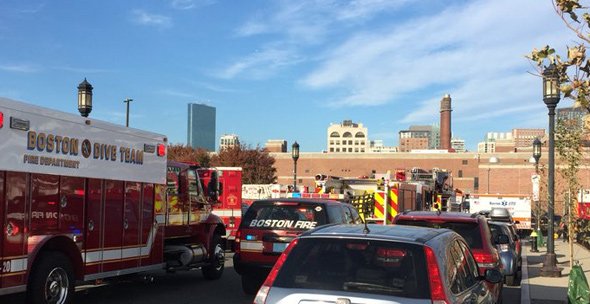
202 234 225 280
27 252 74 304
241 274 262 295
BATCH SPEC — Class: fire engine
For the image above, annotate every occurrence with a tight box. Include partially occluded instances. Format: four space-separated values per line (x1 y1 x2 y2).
198 167 242 251
577 189 590 220
310 171 427 224
0 97 226 303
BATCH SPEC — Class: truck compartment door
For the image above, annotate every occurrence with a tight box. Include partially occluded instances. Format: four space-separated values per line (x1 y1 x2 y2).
2 172 28 289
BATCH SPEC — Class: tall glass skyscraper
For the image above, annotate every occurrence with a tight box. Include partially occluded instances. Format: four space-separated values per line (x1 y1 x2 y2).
187 103 216 151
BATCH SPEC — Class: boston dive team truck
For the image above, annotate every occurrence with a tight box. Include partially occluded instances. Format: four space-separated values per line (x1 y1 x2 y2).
0 97 226 304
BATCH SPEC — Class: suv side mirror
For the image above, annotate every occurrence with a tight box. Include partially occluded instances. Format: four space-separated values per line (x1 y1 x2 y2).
495 234 509 245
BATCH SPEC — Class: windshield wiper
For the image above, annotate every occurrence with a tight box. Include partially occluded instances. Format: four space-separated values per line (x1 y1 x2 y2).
343 282 402 294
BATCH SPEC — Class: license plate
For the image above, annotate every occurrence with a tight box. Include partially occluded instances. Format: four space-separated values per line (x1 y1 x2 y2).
272 243 288 252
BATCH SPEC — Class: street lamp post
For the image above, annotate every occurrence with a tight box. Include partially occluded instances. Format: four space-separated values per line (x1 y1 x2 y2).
533 138 542 234
124 98 133 127
291 141 299 192
77 78 93 117
540 63 563 277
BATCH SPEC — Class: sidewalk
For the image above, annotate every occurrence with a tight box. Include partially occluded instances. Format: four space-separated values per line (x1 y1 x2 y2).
521 237 590 304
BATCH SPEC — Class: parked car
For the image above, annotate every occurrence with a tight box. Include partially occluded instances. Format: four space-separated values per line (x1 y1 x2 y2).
486 208 522 256
254 224 503 304
392 211 504 303
488 221 521 286
234 198 362 294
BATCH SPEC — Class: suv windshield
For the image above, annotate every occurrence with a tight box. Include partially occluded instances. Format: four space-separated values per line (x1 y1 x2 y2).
395 220 483 249
241 201 327 230
273 238 429 299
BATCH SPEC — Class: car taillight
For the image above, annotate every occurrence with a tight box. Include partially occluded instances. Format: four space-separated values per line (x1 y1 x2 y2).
253 238 299 304
235 230 241 253
472 250 498 268
0 112 3 128
424 246 448 304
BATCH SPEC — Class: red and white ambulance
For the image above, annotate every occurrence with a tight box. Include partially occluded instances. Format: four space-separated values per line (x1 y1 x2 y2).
0 97 226 303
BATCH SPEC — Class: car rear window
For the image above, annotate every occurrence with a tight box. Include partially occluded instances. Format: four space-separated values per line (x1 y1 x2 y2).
395 220 483 249
241 201 327 230
489 223 512 244
273 238 429 299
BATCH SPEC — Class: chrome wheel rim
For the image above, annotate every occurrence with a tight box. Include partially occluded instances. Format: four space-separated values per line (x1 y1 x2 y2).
45 267 69 304
213 244 225 270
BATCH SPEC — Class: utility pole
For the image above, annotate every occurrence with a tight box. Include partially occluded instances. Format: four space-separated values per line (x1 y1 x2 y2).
124 98 133 127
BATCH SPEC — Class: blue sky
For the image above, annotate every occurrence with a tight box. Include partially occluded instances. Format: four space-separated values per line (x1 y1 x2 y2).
0 0 573 152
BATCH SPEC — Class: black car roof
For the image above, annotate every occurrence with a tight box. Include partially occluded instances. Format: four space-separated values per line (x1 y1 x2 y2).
301 223 452 244
252 198 347 205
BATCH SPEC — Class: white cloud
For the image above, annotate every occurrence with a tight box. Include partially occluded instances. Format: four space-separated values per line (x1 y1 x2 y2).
335 0 408 21
132 10 172 28
301 0 572 123
0 64 39 73
215 46 304 79
225 0 406 79
52 66 111 73
171 0 216 10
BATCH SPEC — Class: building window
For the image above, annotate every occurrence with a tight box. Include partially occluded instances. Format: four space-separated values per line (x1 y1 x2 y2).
355 132 365 138
348 148 353 152
474 177 479 190
462 160 468 165
355 148 359 152
361 148 365 152
343 132 353 138
330 132 340 137
348 140 353 145
336 148 340 152
458 170 463 177
330 140 334 145
330 148 334 152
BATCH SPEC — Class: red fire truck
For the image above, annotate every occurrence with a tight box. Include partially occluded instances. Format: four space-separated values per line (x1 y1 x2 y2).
0 97 226 303
198 167 242 251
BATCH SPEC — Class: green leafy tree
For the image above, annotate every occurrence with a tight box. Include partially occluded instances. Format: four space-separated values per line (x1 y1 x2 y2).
556 119 583 265
167 144 211 167
528 0 590 121
211 144 276 184
528 1 590 257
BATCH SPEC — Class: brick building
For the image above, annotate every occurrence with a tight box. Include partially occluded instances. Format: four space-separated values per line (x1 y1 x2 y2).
264 139 287 152
271 151 590 214
512 128 545 148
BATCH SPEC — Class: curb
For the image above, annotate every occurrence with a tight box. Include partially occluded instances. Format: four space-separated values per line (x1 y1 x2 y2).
521 242 530 304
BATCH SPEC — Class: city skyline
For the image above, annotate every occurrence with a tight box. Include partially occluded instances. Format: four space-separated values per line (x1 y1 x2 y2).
0 0 572 151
